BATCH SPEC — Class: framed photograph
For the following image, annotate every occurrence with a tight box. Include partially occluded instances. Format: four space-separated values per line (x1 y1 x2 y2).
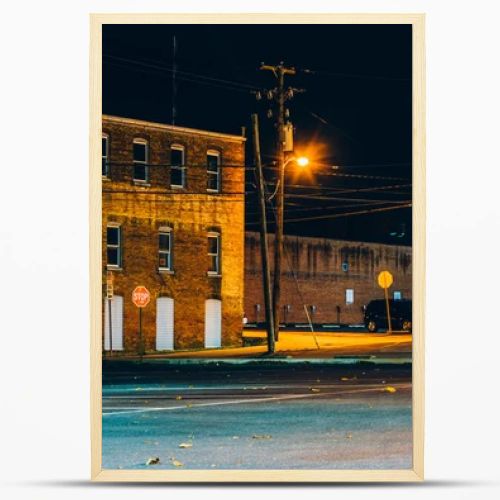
90 13 425 482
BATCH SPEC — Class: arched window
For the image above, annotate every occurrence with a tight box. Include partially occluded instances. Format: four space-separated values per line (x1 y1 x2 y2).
102 133 109 177
159 226 173 271
133 138 149 183
170 144 185 188
106 223 122 269
207 231 221 275
207 149 221 192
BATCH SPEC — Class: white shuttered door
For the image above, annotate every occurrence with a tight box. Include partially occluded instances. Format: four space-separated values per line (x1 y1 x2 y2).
156 297 174 350
104 296 123 350
205 299 222 348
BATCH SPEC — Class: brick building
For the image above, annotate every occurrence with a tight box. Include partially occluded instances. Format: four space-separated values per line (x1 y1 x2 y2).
102 115 246 353
245 232 412 325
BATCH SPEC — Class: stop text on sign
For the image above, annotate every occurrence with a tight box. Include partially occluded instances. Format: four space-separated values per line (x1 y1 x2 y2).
132 286 151 308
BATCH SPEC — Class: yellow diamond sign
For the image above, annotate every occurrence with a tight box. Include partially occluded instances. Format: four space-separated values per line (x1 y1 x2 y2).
377 270 393 289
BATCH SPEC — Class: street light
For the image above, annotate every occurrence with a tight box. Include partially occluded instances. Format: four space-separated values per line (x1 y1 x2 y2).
283 156 309 169
272 154 310 342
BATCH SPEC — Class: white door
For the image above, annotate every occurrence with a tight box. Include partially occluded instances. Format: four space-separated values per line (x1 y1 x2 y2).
156 297 174 350
205 299 222 348
104 296 123 351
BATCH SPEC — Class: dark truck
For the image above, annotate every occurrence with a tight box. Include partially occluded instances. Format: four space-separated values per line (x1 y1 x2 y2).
363 299 412 333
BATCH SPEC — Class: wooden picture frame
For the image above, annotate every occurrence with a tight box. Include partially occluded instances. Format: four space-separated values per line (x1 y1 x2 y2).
90 13 425 482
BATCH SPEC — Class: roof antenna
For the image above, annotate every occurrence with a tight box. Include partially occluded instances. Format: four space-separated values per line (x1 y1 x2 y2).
172 35 177 125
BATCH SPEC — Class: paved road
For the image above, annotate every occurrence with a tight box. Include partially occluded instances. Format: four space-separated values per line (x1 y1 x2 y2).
102 362 412 470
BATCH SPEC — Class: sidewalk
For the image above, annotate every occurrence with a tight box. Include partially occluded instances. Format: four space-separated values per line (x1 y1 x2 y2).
104 330 412 360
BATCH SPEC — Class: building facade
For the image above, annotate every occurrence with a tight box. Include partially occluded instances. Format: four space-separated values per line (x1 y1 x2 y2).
245 232 412 325
102 115 246 353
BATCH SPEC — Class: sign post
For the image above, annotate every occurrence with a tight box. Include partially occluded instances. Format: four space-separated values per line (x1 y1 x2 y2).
377 271 394 334
106 272 114 355
132 286 151 361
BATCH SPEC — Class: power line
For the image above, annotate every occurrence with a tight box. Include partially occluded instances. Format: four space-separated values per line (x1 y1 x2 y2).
281 203 412 224
104 54 259 91
264 165 409 181
246 199 410 217
103 188 246 196
315 171 410 182
283 193 411 204
106 59 254 94
106 162 248 169
301 67 411 82
255 181 411 197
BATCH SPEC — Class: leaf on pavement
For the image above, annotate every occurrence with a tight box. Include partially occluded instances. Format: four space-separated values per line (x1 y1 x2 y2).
310 388 321 393
146 457 160 465
175 395 183 400
178 442 192 448
384 386 397 393
171 458 184 467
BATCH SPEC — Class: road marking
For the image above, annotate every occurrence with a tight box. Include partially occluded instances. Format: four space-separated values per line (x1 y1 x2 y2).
103 382 403 397
103 384 411 416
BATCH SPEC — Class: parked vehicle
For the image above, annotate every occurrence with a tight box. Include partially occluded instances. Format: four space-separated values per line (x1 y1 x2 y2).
363 299 412 332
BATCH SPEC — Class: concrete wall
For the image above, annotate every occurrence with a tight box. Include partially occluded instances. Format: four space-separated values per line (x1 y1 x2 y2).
102 116 245 352
245 232 412 325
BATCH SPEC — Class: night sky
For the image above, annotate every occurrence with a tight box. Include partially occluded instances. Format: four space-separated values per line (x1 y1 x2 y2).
103 24 412 245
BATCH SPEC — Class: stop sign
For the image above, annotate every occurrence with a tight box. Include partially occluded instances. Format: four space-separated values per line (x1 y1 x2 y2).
132 286 150 308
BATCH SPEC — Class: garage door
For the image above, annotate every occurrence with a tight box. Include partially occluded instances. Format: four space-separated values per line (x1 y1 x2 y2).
156 297 174 350
205 299 222 348
104 296 123 351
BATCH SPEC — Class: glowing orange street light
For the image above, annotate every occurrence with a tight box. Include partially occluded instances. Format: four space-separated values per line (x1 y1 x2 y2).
296 156 309 167
284 156 310 169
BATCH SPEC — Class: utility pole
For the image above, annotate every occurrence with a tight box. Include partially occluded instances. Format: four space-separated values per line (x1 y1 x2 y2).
260 62 296 341
106 271 114 356
251 113 275 354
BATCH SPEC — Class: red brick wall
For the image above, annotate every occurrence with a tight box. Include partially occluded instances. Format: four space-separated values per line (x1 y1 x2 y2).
244 232 412 325
102 116 245 352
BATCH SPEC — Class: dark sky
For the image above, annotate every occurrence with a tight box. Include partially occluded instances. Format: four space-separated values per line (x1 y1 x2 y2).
103 24 412 245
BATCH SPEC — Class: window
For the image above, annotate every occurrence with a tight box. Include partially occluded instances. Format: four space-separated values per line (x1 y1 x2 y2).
208 232 221 275
170 145 185 188
102 134 109 177
207 150 221 192
159 228 173 271
345 289 354 305
133 139 148 182
394 291 402 301
107 225 121 268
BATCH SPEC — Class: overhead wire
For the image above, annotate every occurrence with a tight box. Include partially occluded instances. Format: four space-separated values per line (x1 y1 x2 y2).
104 54 260 92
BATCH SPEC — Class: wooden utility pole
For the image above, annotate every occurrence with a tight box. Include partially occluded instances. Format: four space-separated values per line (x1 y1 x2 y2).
251 113 275 354
384 286 393 334
106 271 114 355
260 63 296 341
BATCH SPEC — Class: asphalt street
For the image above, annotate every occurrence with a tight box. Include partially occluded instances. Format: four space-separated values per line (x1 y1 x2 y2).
102 361 412 470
